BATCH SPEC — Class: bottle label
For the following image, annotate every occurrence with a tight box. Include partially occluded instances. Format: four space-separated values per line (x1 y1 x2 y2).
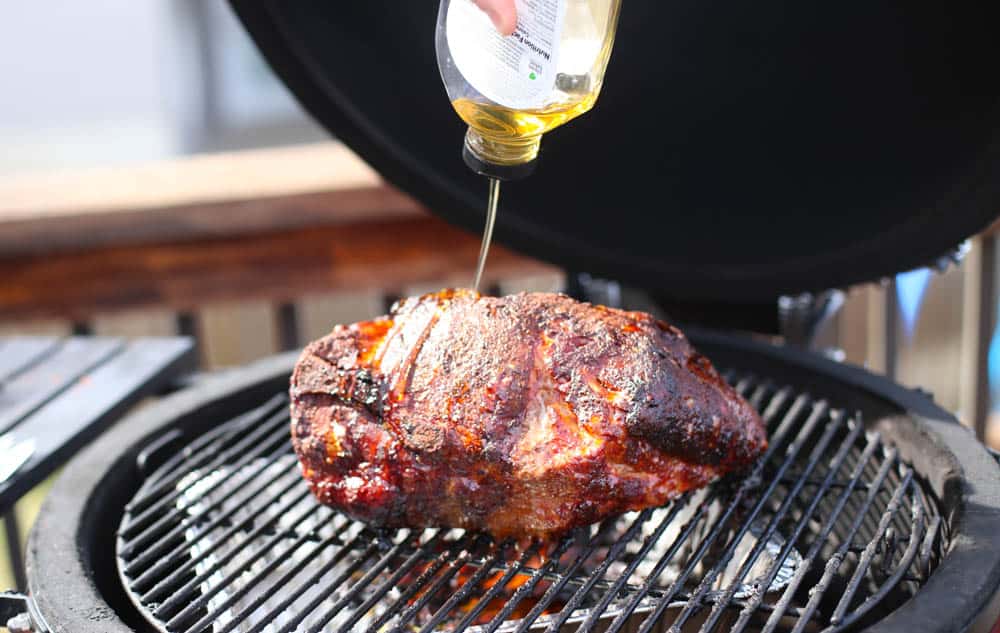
446 0 566 110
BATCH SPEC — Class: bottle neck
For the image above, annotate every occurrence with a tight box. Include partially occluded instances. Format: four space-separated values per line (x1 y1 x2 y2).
464 128 542 167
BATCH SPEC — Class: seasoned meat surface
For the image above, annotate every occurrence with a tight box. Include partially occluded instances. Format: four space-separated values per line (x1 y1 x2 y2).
290 290 766 538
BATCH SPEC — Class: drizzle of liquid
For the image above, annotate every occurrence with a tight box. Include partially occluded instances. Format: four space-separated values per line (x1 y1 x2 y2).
472 177 501 292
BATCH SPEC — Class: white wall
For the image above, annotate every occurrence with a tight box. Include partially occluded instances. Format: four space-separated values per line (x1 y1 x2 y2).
0 2 181 173
0 1 321 176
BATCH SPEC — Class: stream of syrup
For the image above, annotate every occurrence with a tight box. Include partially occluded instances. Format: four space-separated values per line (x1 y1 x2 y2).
472 177 501 292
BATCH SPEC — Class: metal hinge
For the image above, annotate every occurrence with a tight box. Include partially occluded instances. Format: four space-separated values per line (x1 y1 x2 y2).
778 290 846 350
0 592 49 633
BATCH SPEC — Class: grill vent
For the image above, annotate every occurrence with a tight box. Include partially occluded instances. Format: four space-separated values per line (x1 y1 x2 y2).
117 373 945 633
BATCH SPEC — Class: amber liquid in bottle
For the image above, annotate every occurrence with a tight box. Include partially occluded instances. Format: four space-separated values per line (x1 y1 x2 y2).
438 0 623 290
458 76 603 291
453 93 600 167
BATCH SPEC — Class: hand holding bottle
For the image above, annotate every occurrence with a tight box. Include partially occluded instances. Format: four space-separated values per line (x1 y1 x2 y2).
439 0 623 178
472 0 518 35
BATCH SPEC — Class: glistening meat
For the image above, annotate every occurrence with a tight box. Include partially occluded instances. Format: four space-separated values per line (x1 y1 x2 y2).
290 290 766 538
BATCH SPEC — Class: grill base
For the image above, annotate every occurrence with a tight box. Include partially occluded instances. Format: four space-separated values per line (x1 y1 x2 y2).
26 335 1000 633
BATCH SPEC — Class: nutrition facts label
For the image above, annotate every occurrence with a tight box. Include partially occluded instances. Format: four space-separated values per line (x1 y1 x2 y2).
446 0 566 109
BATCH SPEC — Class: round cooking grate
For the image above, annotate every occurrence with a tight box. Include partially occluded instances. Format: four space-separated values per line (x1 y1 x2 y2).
116 371 946 633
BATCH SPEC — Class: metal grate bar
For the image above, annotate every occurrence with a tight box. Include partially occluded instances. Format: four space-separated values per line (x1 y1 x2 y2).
602 491 721 633
778 475 871 491
328 531 448 633
626 396 822 633
714 412 865 632
305 533 428 633
141 424 234 490
599 388 807 633
601 390 815 633
510 521 626 633
141 488 316 607
739 429 883 633
578 493 691 633
836 498 926 631
122 405 289 545
697 413 864 633
829 472 917 626
123 415 290 553
692 408 850 627
450 541 543 631
124 442 299 576
542 509 656 632
268 539 383 633
787 450 902 633
137 402 271 488
757 386 792 422
575 495 692 632
655 401 838 632
387 537 492 632
124 396 286 525
195 525 370 633
479 538 578 633
167 514 352 632
363 536 471 633
416 539 516 633
745 382 775 413
917 515 943 580
134 477 310 595
733 377 758 401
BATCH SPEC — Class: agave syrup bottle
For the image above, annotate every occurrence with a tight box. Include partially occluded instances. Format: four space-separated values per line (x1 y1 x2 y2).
436 0 623 180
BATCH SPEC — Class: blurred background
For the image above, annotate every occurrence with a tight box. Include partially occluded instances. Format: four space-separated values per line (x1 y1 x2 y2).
0 0 998 589
0 2 325 173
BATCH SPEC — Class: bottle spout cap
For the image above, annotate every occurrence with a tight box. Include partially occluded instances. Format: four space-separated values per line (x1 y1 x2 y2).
463 144 537 180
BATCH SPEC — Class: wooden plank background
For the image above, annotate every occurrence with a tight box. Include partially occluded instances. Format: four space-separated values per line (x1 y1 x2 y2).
0 141 992 437
0 142 561 367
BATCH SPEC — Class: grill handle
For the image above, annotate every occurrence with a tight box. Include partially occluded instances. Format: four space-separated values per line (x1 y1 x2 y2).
0 591 48 633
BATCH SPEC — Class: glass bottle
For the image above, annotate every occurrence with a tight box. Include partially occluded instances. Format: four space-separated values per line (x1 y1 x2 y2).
436 0 624 179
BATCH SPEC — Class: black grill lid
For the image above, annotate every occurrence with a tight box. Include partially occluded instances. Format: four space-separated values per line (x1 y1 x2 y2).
230 1 1000 302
